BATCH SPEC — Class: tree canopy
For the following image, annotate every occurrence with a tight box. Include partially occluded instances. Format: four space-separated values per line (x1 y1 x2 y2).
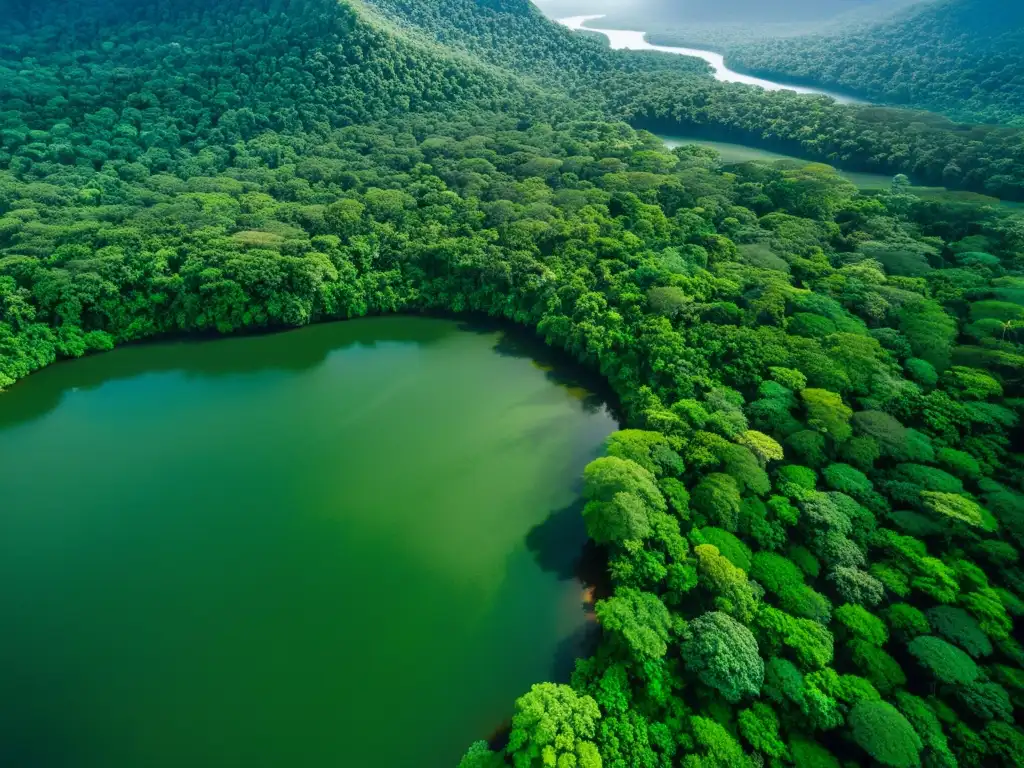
2 1 1024 766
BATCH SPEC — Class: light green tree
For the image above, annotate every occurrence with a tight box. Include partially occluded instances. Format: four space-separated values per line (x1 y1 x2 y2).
507 683 602 768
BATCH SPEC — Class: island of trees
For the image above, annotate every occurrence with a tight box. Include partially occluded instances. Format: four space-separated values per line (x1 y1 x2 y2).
2 0 1024 766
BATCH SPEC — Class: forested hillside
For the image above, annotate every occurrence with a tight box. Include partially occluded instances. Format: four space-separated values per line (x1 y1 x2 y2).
0 0 562 149
385 0 1024 200
537 0 919 44
723 0 1024 126
368 0 712 82
571 0 886 25
2 1 1024 767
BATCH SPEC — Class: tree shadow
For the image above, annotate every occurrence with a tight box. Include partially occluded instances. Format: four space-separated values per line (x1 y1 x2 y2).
454 316 623 421
548 620 602 684
0 315 457 431
480 619 603 755
525 501 612 599
0 639 79 768
525 500 588 581
1 313 625 433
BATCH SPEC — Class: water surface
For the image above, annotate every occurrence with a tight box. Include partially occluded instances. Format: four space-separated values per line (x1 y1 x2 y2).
0 317 618 768
658 133 894 188
658 133 1024 208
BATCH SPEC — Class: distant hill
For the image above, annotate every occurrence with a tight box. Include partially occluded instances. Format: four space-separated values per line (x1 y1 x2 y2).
369 0 713 82
723 0 1024 125
534 0 888 26
0 0 548 142
615 0 883 25
549 0 1024 126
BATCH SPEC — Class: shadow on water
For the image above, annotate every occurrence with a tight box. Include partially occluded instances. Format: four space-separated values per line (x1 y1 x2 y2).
0 640 79 767
482 619 603 755
550 620 602 683
0 717 71 768
455 317 623 422
523 499 610 690
479 430 614 754
0 316 452 430
525 501 612 587
523 412 616 587
525 500 588 581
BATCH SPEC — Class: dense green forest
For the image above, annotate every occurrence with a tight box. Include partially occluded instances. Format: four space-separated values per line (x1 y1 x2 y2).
365 0 712 82
577 1 1024 130
2 0 1024 766
445 1 1024 200
715 0 1024 127
7 0 1024 198
548 0 887 25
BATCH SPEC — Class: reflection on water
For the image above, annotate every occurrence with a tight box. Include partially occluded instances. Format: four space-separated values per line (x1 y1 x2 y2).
0 314 621 430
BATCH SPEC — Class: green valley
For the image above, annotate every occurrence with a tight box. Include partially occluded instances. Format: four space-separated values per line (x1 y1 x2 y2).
0 1 1023 767
644 0 1024 128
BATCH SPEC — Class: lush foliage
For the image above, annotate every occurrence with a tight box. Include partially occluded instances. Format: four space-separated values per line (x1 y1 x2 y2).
506 683 602 768
722 0 1024 126
2 1 1024 768
386 0 1024 200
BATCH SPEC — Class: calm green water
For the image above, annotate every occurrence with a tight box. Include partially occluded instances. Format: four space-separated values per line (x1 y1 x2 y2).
658 133 894 188
659 134 1024 209
0 317 617 768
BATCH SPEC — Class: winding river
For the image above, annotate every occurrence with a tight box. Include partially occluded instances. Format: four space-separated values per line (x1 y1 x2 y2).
559 15 864 104
558 17 1024 204
0 317 618 768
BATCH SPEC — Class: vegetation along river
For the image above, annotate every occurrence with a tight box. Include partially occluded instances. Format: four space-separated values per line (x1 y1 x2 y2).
0 317 619 768
657 134 895 189
656 133 1024 208
559 15 865 103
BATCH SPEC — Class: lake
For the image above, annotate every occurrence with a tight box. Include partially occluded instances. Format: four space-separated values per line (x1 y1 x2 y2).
558 15 864 103
658 134 1024 208
658 133 894 189
0 317 619 768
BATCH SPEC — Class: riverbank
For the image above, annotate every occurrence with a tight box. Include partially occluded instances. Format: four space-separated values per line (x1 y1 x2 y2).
657 133 893 189
558 15 865 104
